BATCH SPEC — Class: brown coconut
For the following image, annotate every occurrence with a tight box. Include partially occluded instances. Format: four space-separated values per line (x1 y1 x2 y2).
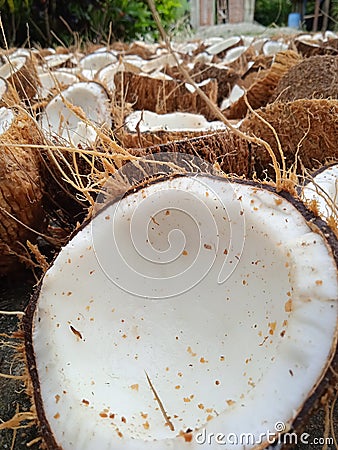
225 50 302 120
129 129 250 177
0 111 45 275
271 55 338 103
0 77 20 107
118 128 213 149
294 36 338 57
0 55 39 101
114 71 218 120
241 98 338 178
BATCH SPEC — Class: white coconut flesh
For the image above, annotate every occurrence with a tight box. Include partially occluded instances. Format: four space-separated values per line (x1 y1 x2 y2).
262 41 289 57
125 111 227 133
0 106 15 134
37 71 79 99
206 36 241 55
223 46 248 64
0 56 26 80
39 81 111 147
42 53 74 69
27 175 338 450
79 52 117 80
301 164 338 221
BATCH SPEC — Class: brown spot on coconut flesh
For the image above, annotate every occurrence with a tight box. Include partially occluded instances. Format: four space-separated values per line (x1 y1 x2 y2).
70 325 83 340
285 299 293 313
179 429 193 442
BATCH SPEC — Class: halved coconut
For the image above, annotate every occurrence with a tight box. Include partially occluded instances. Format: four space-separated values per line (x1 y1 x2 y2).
262 40 289 56
226 50 301 119
37 71 79 99
223 45 248 65
39 81 112 148
42 53 75 70
119 110 226 148
206 36 242 56
114 72 218 120
24 173 338 449
79 51 117 80
0 55 39 100
141 53 180 74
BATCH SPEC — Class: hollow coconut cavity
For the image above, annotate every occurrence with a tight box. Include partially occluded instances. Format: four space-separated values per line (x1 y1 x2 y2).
24 174 338 449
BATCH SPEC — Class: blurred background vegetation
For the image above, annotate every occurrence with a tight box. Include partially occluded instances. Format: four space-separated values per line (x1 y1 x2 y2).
0 0 337 47
0 0 190 47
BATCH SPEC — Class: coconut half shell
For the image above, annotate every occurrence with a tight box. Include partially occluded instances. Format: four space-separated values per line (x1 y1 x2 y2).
0 55 39 100
24 174 338 449
119 110 227 148
39 81 112 147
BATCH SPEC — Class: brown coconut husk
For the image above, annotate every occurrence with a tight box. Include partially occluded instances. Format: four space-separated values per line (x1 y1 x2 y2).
129 129 251 177
117 128 212 149
294 37 338 57
271 55 338 103
225 50 302 120
114 71 218 120
0 77 21 107
0 112 45 275
3 55 39 101
241 98 338 178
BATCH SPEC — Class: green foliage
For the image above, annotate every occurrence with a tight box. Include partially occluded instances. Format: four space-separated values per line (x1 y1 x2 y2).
254 0 292 27
0 0 185 46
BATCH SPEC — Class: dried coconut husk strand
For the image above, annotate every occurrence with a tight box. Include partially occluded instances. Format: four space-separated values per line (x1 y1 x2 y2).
241 99 338 179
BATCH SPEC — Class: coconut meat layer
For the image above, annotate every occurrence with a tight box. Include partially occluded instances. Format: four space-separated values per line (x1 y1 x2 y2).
32 176 338 450
125 110 226 133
